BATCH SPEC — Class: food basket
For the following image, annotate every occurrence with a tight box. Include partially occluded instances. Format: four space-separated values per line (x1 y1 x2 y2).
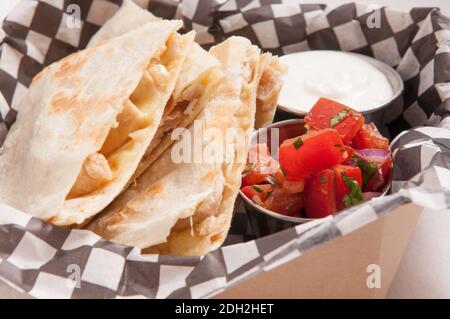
0 0 449 298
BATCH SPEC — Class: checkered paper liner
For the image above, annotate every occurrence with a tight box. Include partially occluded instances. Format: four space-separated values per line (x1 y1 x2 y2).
213 1 450 137
0 0 449 298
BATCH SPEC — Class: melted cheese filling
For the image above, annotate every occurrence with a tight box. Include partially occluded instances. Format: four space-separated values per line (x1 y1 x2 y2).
129 74 208 183
66 35 182 199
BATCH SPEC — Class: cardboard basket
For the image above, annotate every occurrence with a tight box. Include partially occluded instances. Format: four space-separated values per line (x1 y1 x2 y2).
218 203 422 298
0 0 448 299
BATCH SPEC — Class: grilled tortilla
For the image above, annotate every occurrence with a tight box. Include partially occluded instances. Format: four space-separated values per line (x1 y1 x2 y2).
86 37 263 255
88 0 221 184
255 53 287 128
0 20 189 225
150 37 267 255
146 40 286 255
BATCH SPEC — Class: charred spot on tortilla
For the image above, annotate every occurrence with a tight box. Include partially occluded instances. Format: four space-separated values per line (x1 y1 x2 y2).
50 92 82 114
49 91 125 129
210 233 222 243
201 170 217 182
145 181 165 197
54 53 88 80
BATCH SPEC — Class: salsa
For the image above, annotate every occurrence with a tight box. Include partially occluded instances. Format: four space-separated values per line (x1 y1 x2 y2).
241 97 392 219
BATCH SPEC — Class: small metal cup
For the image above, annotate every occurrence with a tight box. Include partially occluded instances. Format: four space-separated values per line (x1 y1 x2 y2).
240 119 392 238
277 51 404 129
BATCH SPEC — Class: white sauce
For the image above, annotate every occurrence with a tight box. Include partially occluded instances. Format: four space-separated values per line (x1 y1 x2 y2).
279 51 394 113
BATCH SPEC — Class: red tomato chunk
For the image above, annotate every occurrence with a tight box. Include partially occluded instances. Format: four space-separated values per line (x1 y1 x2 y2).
333 165 363 210
305 97 365 144
263 186 304 217
241 184 273 204
279 129 347 181
303 169 337 218
352 123 389 150
242 144 280 186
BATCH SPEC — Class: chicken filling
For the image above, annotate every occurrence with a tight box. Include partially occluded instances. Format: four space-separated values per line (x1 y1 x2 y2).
66 35 182 199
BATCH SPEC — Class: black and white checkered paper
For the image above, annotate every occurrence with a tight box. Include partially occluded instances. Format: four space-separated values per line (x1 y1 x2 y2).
0 0 449 299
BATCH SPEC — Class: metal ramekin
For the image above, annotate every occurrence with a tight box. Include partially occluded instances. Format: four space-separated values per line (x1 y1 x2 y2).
239 119 392 238
277 51 404 127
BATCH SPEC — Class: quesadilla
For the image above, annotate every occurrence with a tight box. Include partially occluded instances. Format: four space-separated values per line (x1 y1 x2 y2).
153 37 269 255
0 0 286 257
87 36 263 255
255 53 287 128
0 20 190 225
150 42 286 254
87 0 221 184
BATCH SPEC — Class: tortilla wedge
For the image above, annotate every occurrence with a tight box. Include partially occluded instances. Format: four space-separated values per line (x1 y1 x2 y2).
255 53 287 128
149 37 267 255
87 0 221 185
0 20 189 225
86 37 262 256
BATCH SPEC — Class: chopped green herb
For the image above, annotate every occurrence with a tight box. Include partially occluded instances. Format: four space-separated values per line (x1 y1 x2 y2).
280 166 288 176
243 162 253 175
352 156 378 188
329 109 349 127
343 194 353 208
320 175 327 185
342 173 364 208
293 138 304 150
252 185 263 193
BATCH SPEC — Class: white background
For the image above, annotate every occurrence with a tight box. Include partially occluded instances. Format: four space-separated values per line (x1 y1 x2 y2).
0 0 449 299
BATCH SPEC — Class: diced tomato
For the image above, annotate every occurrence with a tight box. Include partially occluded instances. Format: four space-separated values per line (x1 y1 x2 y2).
281 179 305 194
334 165 362 197
305 98 365 144
242 163 270 186
333 165 363 210
303 169 337 218
263 186 304 217
279 129 347 181
352 123 389 150
241 184 273 204
242 144 280 186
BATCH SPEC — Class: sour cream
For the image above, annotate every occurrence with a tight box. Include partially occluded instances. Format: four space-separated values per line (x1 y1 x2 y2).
278 51 394 113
